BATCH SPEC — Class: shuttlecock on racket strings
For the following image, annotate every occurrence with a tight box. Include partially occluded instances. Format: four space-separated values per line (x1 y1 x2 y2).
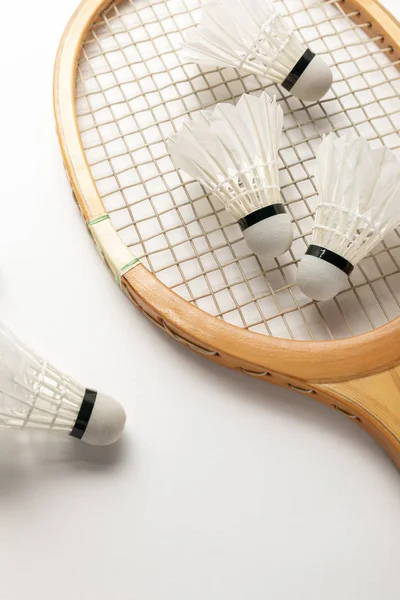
297 134 400 301
168 93 293 258
0 321 126 445
181 0 332 103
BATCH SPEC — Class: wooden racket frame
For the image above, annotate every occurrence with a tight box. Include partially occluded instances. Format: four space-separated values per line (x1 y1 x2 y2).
54 0 400 466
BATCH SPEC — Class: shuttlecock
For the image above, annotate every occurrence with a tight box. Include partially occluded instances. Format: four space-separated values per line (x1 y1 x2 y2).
181 0 332 103
0 321 126 445
297 134 400 301
168 93 293 258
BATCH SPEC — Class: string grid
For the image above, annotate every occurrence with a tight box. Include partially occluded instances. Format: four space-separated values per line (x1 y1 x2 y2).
75 0 400 341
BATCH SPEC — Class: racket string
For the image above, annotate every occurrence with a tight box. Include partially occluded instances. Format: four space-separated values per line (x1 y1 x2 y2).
75 0 400 341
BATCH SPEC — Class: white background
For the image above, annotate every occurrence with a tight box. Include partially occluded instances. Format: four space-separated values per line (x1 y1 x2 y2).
0 1 399 599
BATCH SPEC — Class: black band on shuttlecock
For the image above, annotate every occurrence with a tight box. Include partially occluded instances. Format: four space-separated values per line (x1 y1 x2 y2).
282 49 316 92
70 388 98 439
306 244 354 276
238 204 286 231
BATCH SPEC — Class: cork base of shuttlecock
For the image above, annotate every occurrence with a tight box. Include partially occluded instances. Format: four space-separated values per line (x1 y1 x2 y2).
242 213 293 258
81 393 127 446
290 55 332 102
297 254 349 301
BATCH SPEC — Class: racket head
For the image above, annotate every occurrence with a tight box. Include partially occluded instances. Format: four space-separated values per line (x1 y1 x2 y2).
54 0 400 385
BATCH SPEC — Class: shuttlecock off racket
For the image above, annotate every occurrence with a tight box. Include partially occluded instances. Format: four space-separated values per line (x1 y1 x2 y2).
181 0 332 103
168 93 292 258
297 134 400 302
0 321 126 445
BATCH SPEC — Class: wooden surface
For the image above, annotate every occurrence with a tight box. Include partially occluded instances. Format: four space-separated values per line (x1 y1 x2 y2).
54 0 400 467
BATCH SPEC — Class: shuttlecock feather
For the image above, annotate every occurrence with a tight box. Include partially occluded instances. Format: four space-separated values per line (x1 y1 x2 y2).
181 0 332 102
0 321 126 445
297 134 400 301
168 92 293 258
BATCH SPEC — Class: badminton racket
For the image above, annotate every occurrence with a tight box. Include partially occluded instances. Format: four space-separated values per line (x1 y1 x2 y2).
54 0 400 465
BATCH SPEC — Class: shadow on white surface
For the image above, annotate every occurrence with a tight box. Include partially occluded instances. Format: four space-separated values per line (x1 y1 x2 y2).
0 429 130 498
142 314 397 470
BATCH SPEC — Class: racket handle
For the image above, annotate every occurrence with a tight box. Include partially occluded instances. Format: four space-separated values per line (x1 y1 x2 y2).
313 367 400 468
